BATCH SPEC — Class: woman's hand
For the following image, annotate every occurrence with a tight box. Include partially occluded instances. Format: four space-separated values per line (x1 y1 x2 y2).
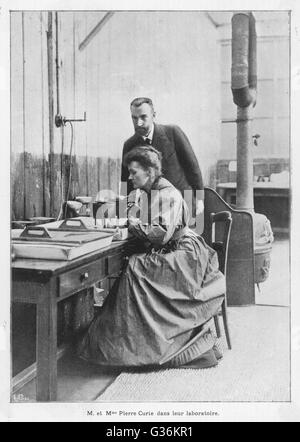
196 199 204 215
128 216 140 227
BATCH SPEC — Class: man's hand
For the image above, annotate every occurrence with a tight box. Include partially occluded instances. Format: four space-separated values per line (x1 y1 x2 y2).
196 199 204 215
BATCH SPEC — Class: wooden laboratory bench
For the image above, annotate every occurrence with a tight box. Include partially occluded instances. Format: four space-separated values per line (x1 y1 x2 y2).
217 182 290 233
11 240 128 402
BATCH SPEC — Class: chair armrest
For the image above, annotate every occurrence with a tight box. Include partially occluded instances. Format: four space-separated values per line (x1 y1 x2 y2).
212 241 224 252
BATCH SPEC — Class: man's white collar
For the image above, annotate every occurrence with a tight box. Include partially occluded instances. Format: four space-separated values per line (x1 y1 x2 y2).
143 124 154 141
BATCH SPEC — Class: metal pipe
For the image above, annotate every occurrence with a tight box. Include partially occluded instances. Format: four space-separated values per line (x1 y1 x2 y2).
248 12 257 97
231 12 257 108
231 12 257 211
236 106 254 211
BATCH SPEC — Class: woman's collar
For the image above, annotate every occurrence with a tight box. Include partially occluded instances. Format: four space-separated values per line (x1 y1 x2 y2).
141 176 161 194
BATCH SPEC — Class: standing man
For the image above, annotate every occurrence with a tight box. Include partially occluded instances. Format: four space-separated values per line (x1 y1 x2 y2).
121 97 204 217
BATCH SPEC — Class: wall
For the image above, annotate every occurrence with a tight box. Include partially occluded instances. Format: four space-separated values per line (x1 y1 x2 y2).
11 11 221 220
11 12 49 220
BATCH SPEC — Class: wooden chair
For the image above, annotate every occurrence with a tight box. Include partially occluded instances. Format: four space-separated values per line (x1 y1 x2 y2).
209 211 233 350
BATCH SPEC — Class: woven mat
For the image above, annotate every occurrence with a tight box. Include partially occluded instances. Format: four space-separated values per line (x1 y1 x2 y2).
96 306 290 402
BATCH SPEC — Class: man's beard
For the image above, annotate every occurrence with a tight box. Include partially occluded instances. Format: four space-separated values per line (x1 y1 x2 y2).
135 127 149 136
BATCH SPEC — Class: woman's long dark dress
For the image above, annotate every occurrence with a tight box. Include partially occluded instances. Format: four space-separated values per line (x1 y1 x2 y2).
78 178 225 368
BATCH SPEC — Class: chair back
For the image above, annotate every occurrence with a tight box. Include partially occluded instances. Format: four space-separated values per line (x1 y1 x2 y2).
209 211 232 276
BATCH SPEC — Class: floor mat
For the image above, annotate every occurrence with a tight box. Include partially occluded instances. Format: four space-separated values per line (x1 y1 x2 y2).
96 306 290 402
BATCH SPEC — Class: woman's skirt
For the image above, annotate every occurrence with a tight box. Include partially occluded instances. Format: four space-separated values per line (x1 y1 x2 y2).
78 232 225 368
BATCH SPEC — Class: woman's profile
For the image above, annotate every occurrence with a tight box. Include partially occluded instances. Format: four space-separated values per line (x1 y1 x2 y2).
78 146 226 369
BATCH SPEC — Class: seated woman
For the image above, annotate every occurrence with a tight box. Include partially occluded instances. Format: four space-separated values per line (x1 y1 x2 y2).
78 146 226 369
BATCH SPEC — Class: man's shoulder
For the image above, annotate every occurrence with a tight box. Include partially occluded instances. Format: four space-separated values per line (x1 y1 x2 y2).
156 123 180 131
123 124 183 151
123 133 139 151
156 123 183 137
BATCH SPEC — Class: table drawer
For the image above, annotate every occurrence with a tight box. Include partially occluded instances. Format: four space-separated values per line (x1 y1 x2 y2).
107 252 125 275
59 259 106 297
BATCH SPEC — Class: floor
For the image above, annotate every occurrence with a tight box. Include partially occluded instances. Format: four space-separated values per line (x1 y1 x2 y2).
13 354 120 403
12 232 290 403
97 305 290 402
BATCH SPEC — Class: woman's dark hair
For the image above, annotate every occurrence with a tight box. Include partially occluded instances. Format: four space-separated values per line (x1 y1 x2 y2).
124 145 162 178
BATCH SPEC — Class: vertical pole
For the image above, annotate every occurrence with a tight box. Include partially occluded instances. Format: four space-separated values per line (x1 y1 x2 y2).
55 12 60 117
84 15 89 196
72 13 76 199
21 12 27 219
40 12 46 217
236 106 254 211
47 11 55 217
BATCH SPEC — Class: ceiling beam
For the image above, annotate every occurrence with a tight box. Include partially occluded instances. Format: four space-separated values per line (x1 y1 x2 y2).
79 12 115 51
205 12 220 28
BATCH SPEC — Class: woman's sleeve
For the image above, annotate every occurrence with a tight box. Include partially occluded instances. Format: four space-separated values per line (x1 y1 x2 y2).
128 188 183 245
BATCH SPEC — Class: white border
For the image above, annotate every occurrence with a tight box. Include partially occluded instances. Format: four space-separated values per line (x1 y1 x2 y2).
1 0 299 422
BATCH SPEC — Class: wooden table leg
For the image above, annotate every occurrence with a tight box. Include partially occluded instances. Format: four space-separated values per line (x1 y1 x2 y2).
36 279 58 401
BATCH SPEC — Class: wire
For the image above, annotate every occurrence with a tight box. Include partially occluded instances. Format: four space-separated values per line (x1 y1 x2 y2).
56 125 65 221
64 121 74 219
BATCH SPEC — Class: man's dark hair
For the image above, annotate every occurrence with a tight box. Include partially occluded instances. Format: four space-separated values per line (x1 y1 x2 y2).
130 97 154 111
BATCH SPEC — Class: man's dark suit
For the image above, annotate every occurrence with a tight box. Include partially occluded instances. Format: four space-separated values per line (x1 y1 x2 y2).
121 123 203 196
